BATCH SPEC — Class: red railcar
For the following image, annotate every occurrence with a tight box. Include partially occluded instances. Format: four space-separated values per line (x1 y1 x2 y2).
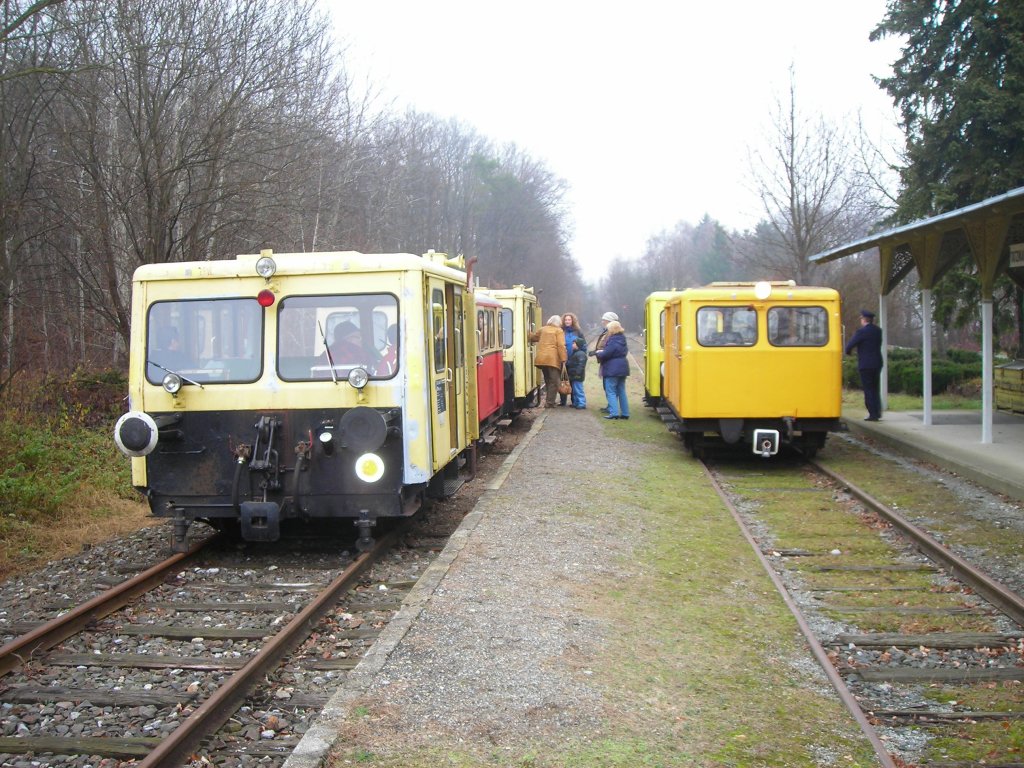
474 292 505 429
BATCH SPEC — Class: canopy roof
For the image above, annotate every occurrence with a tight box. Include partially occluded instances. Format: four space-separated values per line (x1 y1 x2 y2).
811 186 1024 298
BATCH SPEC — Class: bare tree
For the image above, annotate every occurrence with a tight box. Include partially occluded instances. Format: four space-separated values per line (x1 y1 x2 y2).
41 0 351 351
743 72 875 285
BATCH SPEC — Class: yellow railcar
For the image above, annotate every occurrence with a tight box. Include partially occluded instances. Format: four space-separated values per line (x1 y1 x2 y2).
477 285 542 412
642 290 684 406
114 249 482 551
662 281 843 457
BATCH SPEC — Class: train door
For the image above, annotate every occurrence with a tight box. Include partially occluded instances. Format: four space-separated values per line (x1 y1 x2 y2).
524 298 540 399
664 299 684 409
450 284 471 448
428 278 459 470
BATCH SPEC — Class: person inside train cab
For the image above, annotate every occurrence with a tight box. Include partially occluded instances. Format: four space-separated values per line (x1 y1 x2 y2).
326 321 375 370
378 323 398 376
148 324 188 379
845 308 884 421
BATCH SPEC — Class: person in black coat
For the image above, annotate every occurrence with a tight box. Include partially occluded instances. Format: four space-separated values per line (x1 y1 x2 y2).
845 309 884 421
565 336 588 409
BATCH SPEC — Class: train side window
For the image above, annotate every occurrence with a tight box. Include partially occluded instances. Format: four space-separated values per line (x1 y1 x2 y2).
767 306 828 347
696 306 756 347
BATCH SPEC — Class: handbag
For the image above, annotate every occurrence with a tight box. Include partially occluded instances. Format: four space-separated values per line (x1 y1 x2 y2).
558 364 572 396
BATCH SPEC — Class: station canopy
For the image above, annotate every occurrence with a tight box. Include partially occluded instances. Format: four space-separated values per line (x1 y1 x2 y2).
810 185 1024 445
812 185 1024 295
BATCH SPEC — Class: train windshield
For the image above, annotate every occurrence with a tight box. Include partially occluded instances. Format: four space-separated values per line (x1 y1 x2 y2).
767 306 829 346
696 306 757 346
277 293 399 380
146 299 263 384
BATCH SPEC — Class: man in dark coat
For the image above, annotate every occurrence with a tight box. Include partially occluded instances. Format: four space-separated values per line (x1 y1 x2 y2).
845 309 884 421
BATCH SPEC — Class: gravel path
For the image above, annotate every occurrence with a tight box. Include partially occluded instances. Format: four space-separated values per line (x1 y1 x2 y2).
286 405 633 766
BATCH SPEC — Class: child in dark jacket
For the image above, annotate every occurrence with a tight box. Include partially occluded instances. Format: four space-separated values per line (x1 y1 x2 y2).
565 337 588 409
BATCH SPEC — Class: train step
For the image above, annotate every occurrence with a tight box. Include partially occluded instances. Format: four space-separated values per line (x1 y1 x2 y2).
441 474 466 496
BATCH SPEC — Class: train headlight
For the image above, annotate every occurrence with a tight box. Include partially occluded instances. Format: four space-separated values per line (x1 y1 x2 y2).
255 254 277 279
162 373 183 394
354 452 385 483
318 429 335 456
754 281 772 300
347 367 369 389
114 411 159 457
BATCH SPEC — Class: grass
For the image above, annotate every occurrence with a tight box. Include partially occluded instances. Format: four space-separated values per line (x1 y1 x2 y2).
843 389 982 412
330 369 882 767
0 412 156 580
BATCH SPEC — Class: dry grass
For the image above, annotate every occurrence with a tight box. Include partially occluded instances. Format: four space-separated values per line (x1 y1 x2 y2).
0 478 158 582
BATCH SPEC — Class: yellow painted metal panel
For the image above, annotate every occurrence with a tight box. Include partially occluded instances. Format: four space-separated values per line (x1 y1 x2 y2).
663 283 843 421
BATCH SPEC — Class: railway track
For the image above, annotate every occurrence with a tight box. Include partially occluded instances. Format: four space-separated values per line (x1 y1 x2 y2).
703 446 1024 768
0 413 533 767
0 526 405 767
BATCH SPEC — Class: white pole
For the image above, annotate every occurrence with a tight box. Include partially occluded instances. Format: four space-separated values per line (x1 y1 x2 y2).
878 294 888 412
981 299 993 444
922 288 933 427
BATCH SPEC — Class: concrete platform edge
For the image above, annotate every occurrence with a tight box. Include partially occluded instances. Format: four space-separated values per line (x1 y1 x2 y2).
282 412 548 768
844 419 1024 502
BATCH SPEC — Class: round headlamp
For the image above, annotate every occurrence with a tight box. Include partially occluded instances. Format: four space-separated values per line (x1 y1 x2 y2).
354 452 385 483
255 255 277 279
162 373 183 394
754 281 772 300
347 367 369 389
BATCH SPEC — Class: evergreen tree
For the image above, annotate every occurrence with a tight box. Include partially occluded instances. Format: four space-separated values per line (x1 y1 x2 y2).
872 0 1024 220
872 0 1024 353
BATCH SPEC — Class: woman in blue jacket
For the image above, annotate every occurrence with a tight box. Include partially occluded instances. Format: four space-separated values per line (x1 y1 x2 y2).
595 321 630 419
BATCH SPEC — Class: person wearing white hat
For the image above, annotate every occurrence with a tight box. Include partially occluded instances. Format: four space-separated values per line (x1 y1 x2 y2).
590 311 619 413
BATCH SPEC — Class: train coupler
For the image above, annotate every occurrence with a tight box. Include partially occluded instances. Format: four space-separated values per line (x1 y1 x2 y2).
752 429 780 458
354 510 376 552
240 501 281 542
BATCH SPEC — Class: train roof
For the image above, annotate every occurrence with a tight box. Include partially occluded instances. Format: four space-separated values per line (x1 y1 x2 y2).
476 285 537 298
676 282 839 302
133 250 468 283
473 292 502 308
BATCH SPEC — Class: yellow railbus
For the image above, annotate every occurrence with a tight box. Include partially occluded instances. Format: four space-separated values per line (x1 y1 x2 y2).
662 281 843 458
114 250 482 550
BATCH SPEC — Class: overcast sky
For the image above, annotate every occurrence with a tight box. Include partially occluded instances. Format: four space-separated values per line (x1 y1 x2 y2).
327 1 904 282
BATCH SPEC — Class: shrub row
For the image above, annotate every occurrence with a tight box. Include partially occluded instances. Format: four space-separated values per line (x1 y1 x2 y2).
843 348 982 396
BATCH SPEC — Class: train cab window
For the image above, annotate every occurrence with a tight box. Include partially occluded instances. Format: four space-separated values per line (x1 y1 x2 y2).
696 306 756 347
277 293 398 380
146 299 263 384
477 308 497 351
432 290 446 374
499 309 513 348
767 306 829 347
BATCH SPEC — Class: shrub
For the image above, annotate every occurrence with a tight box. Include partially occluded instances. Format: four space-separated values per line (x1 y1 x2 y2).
846 348 982 395
4 368 126 429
